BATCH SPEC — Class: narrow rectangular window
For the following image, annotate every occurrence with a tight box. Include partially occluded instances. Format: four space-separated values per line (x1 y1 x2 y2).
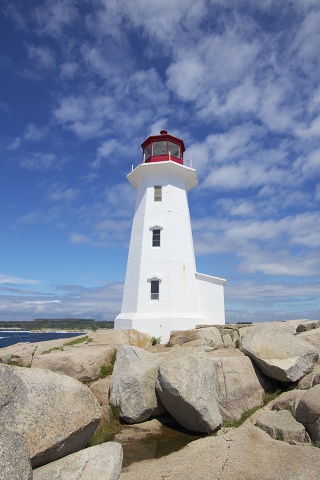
151 280 159 300
154 186 162 202
152 229 161 247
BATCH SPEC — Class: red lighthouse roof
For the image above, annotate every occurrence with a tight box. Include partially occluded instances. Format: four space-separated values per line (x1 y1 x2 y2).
141 130 185 165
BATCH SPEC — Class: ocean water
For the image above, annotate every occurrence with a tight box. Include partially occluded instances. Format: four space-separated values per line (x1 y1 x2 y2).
0 330 83 348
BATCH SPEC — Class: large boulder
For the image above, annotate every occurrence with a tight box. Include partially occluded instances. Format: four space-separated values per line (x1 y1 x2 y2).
0 364 101 468
297 365 320 389
241 323 319 382
210 353 265 421
31 329 151 382
255 410 310 445
297 330 320 353
296 385 320 446
109 346 164 423
296 320 320 332
32 345 115 383
0 430 33 480
270 390 305 413
119 422 320 480
169 327 223 348
33 442 123 480
0 343 38 367
156 349 222 433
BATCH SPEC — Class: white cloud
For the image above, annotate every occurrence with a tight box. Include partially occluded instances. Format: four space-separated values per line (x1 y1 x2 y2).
70 233 91 244
19 152 59 170
25 44 56 69
34 0 78 37
203 161 290 190
24 123 48 141
93 139 124 168
47 184 80 202
54 96 86 123
0 274 39 285
0 281 123 322
6 137 21 150
59 62 79 79
4 4 28 31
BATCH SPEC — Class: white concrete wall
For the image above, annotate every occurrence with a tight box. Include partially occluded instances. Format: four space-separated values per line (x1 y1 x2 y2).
195 272 226 325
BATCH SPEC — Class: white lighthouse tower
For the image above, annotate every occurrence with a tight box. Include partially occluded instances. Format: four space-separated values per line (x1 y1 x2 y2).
115 130 226 342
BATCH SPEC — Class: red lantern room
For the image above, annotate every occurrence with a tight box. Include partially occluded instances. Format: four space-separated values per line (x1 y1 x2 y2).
141 130 185 165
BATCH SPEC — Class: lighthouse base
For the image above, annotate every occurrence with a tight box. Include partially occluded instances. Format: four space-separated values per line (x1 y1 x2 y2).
114 314 221 344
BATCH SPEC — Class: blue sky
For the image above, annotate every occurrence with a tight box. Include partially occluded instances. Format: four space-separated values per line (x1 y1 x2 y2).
1 0 320 323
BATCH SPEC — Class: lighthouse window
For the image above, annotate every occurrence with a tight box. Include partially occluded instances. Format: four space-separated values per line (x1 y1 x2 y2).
151 280 160 300
168 141 180 158
152 229 161 247
154 186 162 202
152 141 166 156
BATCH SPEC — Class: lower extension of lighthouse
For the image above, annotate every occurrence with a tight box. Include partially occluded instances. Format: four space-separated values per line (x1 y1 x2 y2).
115 157 226 343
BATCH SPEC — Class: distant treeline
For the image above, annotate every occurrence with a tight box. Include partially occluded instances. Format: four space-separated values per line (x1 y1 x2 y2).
0 318 114 331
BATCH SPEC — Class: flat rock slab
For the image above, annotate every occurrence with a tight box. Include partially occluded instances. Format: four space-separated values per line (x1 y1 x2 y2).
255 410 310 444
119 423 320 480
33 442 123 480
156 349 222 433
0 364 101 468
241 323 319 382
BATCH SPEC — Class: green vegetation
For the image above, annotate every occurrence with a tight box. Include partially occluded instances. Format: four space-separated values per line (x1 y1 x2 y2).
0 319 114 331
64 335 92 346
42 335 92 354
88 405 122 446
222 389 282 429
99 364 114 378
262 389 281 405
222 405 262 428
98 351 117 378
42 346 64 355
151 336 161 346
284 406 297 419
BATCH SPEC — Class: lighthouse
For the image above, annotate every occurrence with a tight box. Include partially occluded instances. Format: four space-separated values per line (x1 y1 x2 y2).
114 130 226 342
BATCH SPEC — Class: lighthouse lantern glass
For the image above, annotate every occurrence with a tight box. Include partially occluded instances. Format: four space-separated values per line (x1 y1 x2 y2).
152 141 166 156
168 141 180 158
144 145 151 160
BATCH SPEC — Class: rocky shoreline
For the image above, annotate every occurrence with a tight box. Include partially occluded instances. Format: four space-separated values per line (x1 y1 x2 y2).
1 320 320 479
